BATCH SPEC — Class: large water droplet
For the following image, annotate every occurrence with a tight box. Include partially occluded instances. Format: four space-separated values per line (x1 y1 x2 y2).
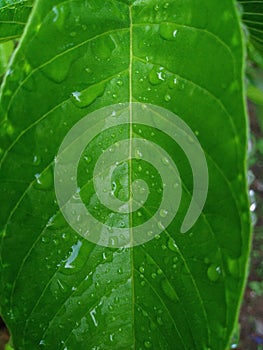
159 23 178 41
52 5 67 30
91 36 116 60
71 83 105 108
64 240 82 269
42 55 73 83
148 67 165 85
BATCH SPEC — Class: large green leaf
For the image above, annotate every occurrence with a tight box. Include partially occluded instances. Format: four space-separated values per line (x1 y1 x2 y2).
0 0 250 349
0 0 34 42
239 0 263 54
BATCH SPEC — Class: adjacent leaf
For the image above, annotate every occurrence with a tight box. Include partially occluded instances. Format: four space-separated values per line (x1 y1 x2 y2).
0 0 34 42
0 1 250 350
239 0 263 54
0 41 13 76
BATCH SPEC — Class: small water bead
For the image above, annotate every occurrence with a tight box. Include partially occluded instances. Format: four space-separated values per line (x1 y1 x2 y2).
34 169 53 190
33 155 41 166
207 264 221 282
168 238 178 252
157 221 165 230
144 340 152 348
139 266 145 273
164 94 171 102
157 268 162 275
227 258 240 278
160 209 168 218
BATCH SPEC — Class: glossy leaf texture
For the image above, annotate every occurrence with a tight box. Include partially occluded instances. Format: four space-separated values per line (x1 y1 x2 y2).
238 0 263 54
0 0 34 42
0 1 250 350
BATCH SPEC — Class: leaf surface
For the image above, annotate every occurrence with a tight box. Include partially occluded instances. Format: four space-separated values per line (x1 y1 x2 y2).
0 1 250 349
0 0 34 42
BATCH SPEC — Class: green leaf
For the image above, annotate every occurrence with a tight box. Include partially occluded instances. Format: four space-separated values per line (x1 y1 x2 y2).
0 0 34 43
0 41 13 76
247 84 263 105
5 343 15 350
0 1 250 349
238 0 263 54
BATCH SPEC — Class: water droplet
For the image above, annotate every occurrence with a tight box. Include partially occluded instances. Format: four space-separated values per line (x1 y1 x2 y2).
64 240 82 269
227 258 239 278
168 238 178 252
90 308 98 327
160 209 168 218
159 23 178 41
39 339 45 346
91 36 115 60
33 155 41 166
139 266 145 273
157 221 165 230
207 264 221 282
164 94 171 102
71 83 105 108
42 52 73 83
34 169 53 190
148 67 165 85
144 340 152 348
157 268 162 275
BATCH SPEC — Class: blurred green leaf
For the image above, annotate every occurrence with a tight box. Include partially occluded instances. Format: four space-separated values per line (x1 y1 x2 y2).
249 281 263 296
0 41 13 76
247 84 263 105
239 0 263 54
